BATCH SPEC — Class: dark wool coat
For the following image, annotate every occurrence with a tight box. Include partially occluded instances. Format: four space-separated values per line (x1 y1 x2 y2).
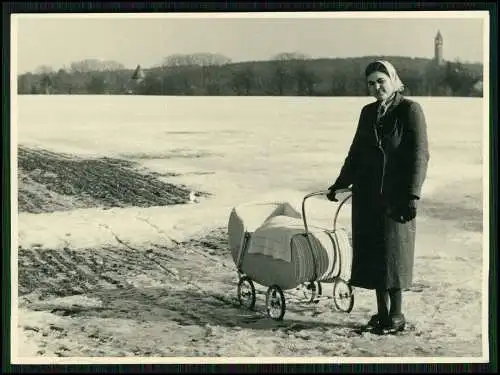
333 92 430 290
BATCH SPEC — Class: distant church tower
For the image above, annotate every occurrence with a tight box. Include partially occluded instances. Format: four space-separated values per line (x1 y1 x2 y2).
434 30 444 65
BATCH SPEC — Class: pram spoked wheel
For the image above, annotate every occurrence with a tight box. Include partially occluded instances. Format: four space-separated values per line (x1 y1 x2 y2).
266 285 286 321
237 276 256 310
301 281 322 303
333 278 354 313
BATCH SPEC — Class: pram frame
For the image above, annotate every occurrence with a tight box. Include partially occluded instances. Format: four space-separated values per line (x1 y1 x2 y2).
235 189 355 321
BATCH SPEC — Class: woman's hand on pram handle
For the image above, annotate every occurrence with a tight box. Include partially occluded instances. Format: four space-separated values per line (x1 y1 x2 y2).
326 185 351 202
326 188 339 202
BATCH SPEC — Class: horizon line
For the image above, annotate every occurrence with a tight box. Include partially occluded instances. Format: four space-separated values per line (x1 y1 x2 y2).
19 54 484 75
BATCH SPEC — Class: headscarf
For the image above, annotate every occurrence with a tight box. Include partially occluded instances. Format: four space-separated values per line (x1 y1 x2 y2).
365 60 405 94
365 60 405 121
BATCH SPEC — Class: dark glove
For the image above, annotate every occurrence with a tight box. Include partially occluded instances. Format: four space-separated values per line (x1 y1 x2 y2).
326 183 344 202
389 199 417 223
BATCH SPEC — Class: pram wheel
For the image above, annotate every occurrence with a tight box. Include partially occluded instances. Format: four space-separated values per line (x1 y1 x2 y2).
302 282 322 303
333 278 354 313
237 276 256 310
266 285 286 321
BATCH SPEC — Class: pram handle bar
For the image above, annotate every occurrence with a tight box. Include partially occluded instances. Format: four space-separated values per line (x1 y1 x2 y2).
301 188 352 235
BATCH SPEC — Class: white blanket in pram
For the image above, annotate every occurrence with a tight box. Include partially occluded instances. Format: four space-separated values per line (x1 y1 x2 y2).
248 215 303 262
229 200 333 263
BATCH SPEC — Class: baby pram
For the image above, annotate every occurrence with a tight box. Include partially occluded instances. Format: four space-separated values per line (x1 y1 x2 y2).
227 189 354 321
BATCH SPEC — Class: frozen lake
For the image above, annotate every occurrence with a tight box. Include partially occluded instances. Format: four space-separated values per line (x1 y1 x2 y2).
15 95 485 202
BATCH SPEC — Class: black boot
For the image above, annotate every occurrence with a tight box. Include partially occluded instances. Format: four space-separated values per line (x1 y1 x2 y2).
382 288 406 333
386 313 406 333
366 289 390 330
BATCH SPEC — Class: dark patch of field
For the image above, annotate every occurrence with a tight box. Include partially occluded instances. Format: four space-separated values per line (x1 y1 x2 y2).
17 146 211 213
17 227 231 299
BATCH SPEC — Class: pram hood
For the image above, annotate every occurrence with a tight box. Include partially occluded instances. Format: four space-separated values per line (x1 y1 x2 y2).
228 200 334 263
229 200 302 233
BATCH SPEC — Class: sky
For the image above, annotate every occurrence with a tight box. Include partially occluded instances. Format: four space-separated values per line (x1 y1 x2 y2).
13 12 487 74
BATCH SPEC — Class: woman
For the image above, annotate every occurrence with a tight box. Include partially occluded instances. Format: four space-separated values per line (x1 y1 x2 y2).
327 60 430 334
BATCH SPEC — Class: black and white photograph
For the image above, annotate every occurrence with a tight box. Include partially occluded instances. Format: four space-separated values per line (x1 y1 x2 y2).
9 8 492 365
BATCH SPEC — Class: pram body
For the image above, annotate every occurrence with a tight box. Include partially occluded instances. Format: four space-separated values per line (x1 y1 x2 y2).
227 190 354 320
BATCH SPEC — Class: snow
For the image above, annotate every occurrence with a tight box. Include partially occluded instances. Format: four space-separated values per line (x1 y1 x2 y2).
11 95 488 363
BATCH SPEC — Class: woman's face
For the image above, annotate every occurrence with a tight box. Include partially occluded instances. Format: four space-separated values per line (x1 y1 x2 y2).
366 71 395 101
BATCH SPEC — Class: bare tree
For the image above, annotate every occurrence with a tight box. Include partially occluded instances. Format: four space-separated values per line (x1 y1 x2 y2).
35 65 54 75
296 65 317 96
270 52 316 95
231 67 255 95
270 52 309 95
271 52 310 61
162 52 232 67
160 53 232 93
40 75 52 94
33 65 55 94
69 59 125 73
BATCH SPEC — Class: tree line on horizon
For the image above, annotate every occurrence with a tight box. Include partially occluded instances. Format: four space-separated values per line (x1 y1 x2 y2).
17 53 483 97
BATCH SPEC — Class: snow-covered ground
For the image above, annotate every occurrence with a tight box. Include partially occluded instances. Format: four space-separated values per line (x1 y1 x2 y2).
12 95 488 364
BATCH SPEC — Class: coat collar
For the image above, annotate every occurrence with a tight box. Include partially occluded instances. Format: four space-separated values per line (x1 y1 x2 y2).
369 92 404 125
382 91 404 115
